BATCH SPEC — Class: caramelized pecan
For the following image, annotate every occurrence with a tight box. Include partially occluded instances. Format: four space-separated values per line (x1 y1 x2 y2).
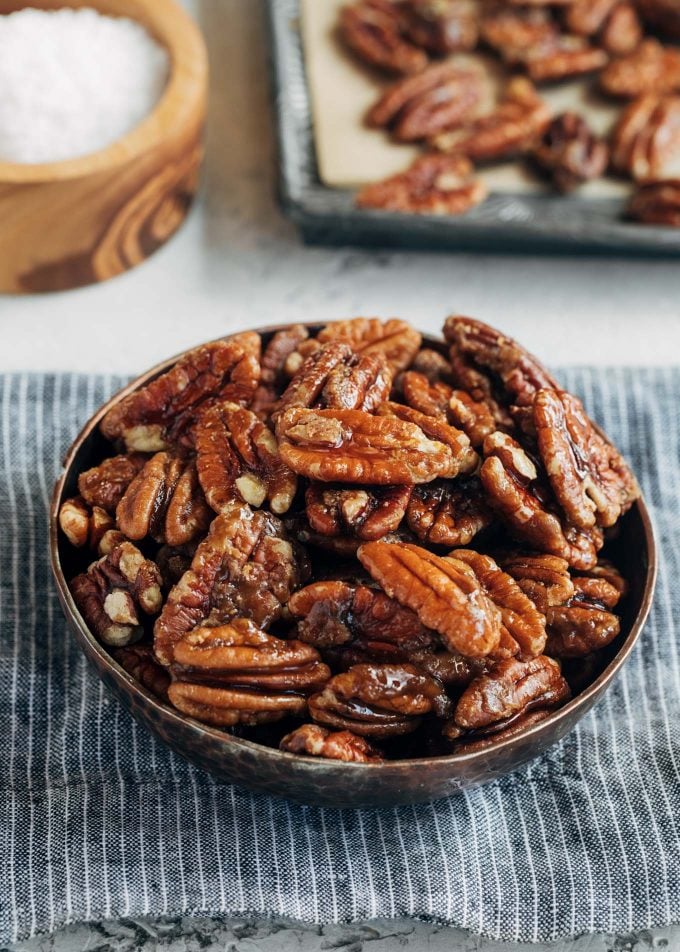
565 0 641 54
447 389 497 447
432 77 551 159
356 153 488 215
601 40 680 97
401 369 453 418
500 552 575 613
409 347 453 383
277 407 461 484
367 63 483 141
481 5 558 62
533 112 609 192
406 476 492 546
378 400 478 474
340 0 429 75
454 655 570 728
450 708 553 752
522 35 609 83
100 340 260 452
280 724 383 763
77 453 147 513
317 317 422 374
305 483 412 540
358 540 502 656
58 497 115 549
629 179 680 225
195 402 297 515
252 324 310 413
116 453 211 546
167 681 308 727
611 93 680 181
154 503 308 665
309 663 451 737
71 538 162 647
533 389 639 529
545 603 621 656
400 0 479 53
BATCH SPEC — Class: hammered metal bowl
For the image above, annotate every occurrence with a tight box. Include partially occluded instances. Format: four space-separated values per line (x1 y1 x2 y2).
49 326 657 807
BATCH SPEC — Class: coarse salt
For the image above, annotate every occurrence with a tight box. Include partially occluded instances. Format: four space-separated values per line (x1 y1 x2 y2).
0 8 169 164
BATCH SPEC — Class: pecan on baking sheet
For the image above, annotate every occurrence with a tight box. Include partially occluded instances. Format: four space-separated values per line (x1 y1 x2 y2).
532 112 609 192
366 62 484 141
601 40 680 97
629 178 680 224
280 724 384 763
400 0 480 54
611 93 680 181
339 0 429 75
565 0 642 55
356 153 488 215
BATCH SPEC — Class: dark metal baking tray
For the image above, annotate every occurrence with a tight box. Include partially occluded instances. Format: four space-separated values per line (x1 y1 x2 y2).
266 0 680 256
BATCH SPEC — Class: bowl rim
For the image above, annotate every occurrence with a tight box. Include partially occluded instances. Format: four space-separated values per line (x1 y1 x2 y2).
0 0 207 183
49 324 658 772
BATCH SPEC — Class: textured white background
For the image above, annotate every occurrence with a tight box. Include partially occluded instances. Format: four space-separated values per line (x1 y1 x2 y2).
0 0 679 374
4 3 679 951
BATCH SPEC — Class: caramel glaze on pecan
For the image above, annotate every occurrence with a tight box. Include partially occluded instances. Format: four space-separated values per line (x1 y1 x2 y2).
532 112 609 192
601 40 680 98
316 317 422 374
305 483 413 541
340 0 429 75
406 476 493 547
280 724 384 763
611 93 680 182
400 0 480 54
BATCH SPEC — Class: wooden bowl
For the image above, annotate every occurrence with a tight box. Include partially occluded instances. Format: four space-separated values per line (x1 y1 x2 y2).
49 327 658 807
0 0 208 293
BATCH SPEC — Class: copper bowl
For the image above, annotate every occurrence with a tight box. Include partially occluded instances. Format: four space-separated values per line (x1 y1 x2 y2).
49 326 657 807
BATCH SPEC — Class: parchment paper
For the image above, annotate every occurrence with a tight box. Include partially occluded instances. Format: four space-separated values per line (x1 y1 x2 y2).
300 0 630 198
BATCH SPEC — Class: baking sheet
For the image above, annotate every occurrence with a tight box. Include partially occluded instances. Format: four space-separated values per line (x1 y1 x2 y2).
300 0 629 199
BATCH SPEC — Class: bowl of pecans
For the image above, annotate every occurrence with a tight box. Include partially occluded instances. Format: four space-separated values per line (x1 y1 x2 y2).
50 318 656 807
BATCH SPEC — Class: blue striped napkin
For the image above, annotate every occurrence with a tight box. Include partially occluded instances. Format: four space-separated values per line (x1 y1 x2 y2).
1 369 679 946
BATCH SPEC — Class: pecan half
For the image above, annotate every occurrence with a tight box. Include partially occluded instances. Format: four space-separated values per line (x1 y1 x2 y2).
154 503 308 665
357 153 488 215
167 681 308 727
406 476 493 546
533 112 609 192
409 348 453 383
629 179 680 225
450 708 553 752
276 407 461 484
358 540 502 656
500 552 575 612
58 496 115 549
454 655 570 728
481 5 558 62
112 644 171 700
480 431 603 569
401 369 453 418
317 317 422 374
601 40 680 98
280 724 383 763
545 603 621 656
309 663 452 737
565 0 641 54
252 324 310 414
274 341 392 421
77 453 147 513
100 340 260 452
367 63 483 141
195 402 297 515
611 93 680 181
533 388 640 529
431 76 551 159
522 35 609 84
340 0 429 75
71 538 162 647
447 389 497 447
305 483 412 540
400 0 480 53
116 453 211 546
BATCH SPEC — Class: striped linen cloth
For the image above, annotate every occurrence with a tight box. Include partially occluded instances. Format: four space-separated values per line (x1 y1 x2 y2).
1 370 679 946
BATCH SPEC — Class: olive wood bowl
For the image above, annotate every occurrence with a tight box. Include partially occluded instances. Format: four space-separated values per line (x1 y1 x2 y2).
0 0 207 293
49 326 657 807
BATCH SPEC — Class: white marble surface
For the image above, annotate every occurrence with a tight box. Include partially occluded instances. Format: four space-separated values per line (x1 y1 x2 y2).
3 3 679 951
0 0 678 375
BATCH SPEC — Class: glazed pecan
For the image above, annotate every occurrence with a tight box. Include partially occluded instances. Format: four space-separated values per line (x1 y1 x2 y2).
77 453 147 513
611 93 680 181
305 483 412 540
500 552 575 612
532 112 609 192
565 0 641 54
431 77 551 161
629 179 680 225
408 348 453 383
480 431 603 570
357 153 488 215
274 341 392 420
112 643 170 700
252 324 310 413
280 724 383 763
444 315 558 410
447 389 497 447
449 707 553 752
545 603 621 656
636 0 680 40
366 63 483 141
317 317 422 374
601 40 680 97
379 400 478 471
116 453 211 546
70 537 162 647
533 388 639 529
406 476 492 546
400 0 480 53
100 339 260 452
167 681 308 727
451 549 547 657
169 618 330 692
340 0 429 75
58 496 115 549
289 579 436 650
195 402 297 514
276 407 461 484
521 35 609 83
454 655 570 728
358 540 502 656
401 369 453 418
309 663 452 737
154 503 308 665
481 5 558 62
